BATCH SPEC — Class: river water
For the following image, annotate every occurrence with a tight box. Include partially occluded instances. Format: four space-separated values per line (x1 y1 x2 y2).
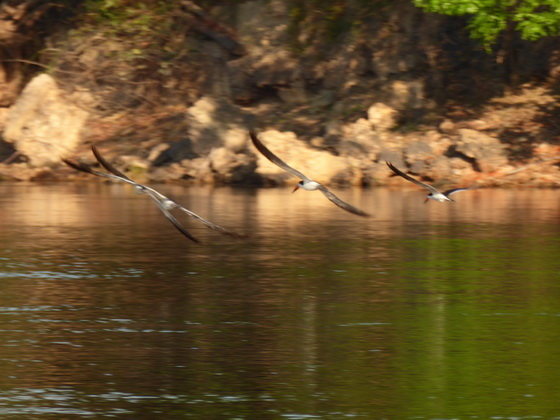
0 182 559 419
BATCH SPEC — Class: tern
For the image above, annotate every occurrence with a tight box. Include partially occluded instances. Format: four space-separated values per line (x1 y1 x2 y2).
386 161 470 203
249 131 370 217
63 146 245 243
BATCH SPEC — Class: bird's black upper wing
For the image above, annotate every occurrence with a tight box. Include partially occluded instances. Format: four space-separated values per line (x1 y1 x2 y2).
386 161 440 194
249 131 311 182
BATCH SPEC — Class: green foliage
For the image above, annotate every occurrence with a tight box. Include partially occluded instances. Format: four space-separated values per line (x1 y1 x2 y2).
82 0 173 37
514 1 560 40
413 0 560 49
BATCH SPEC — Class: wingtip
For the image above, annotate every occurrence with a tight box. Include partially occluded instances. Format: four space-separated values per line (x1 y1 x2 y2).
350 205 371 217
385 161 399 176
355 208 371 217
90 145 130 179
90 144 103 163
61 158 75 167
210 225 249 240
385 161 398 172
62 158 93 174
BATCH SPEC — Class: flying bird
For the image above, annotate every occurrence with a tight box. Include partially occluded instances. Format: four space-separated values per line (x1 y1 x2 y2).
63 146 245 243
249 130 370 217
386 161 470 203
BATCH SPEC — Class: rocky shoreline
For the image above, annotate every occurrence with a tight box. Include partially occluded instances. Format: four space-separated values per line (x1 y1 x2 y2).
0 75 559 188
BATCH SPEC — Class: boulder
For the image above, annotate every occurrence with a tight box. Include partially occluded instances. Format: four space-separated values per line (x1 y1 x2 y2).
149 163 190 183
424 156 452 181
179 157 214 184
367 102 397 132
377 149 405 169
409 159 428 175
362 161 392 186
405 140 433 164
338 117 384 159
208 147 258 184
252 130 362 185
388 80 425 109
439 119 456 134
454 129 508 173
186 96 248 156
3 74 89 167
149 140 197 166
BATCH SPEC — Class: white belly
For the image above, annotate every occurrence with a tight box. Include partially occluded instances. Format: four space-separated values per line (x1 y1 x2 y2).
301 181 321 191
429 193 450 202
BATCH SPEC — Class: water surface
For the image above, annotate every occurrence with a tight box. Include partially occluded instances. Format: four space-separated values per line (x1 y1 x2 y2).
1 183 559 419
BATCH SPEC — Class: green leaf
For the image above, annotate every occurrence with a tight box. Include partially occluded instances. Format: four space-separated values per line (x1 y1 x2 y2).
413 0 560 48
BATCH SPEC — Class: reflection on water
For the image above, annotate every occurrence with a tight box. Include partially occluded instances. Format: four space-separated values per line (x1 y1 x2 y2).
1 183 560 419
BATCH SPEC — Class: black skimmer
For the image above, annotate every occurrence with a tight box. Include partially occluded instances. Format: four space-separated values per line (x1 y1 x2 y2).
63 146 245 243
249 131 370 217
386 161 470 203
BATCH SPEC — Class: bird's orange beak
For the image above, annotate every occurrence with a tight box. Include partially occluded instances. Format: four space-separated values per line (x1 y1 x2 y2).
424 197 429 203
292 184 300 193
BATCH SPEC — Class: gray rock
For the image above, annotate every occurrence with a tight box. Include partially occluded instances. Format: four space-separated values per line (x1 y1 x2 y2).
311 89 336 109
409 160 428 175
362 161 392 186
180 157 214 184
377 149 404 168
338 118 385 158
149 163 187 183
150 139 197 166
425 156 452 182
405 140 433 164
455 129 508 172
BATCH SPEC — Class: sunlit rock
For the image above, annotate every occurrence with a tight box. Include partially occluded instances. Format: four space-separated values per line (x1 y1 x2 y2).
186 96 248 155
377 149 405 169
339 118 385 159
208 147 258 184
439 119 456 134
405 140 433 165
367 102 397 132
252 130 363 186
3 74 89 167
455 129 508 173
149 163 188 183
389 80 426 109
424 156 453 181
178 157 213 184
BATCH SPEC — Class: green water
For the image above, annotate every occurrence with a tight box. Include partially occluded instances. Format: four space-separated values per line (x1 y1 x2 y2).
0 184 559 418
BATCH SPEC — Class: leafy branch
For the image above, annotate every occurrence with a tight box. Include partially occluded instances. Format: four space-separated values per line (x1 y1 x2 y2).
412 0 560 50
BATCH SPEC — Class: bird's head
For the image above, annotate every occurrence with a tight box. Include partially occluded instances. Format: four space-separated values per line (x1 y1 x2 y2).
292 181 303 193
